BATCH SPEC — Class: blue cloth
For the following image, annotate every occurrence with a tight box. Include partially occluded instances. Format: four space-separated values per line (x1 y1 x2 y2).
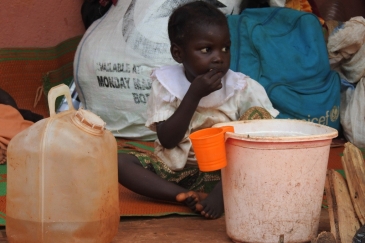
228 7 341 130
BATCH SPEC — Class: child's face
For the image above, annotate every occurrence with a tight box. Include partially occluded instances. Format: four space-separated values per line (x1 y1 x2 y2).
179 23 231 83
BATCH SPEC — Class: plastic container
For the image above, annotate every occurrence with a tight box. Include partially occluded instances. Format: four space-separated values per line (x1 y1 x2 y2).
6 84 120 243
189 126 234 172
214 119 338 243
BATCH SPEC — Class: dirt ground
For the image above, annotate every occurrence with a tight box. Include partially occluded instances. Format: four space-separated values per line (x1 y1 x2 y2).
0 208 330 242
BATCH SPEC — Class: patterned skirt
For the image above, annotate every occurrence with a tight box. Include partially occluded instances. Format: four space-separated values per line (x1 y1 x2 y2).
128 151 221 193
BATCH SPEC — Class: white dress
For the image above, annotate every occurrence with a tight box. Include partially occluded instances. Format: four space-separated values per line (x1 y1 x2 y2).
145 64 279 171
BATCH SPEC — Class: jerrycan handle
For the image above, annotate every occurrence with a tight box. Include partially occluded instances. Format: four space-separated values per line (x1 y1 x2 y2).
48 84 75 117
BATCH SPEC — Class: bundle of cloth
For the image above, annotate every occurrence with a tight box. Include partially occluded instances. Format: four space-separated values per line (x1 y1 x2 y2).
0 106 33 164
327 17 365 148
228 6 341 130
0 89 43 164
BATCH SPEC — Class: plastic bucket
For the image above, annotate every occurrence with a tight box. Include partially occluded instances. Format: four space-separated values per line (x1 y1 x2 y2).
213 119 338 243
189 126 234 172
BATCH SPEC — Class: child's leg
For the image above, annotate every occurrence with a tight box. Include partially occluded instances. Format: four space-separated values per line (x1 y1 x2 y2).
196 181 224 219
118 153 206 211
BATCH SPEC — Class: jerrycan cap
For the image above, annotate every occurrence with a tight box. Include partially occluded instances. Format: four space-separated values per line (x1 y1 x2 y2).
72 108 106 135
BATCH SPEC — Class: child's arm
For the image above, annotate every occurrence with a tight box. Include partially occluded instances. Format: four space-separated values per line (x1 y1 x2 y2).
156 69 223 149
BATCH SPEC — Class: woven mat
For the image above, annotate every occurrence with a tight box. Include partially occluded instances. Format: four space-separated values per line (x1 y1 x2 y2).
118 185 193 216
116 138 194 217
0 140 348 226
0 36 82 118
0 139 195 226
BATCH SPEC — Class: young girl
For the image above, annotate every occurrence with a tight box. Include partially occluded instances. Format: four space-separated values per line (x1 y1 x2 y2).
118 1 279 219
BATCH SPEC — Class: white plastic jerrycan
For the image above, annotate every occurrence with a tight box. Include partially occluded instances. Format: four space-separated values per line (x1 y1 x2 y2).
6 84 120 243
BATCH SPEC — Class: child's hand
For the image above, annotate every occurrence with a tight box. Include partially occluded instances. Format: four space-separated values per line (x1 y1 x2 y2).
189 69 223 98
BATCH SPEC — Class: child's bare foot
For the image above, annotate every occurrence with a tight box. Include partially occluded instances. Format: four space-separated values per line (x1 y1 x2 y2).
176 191 207 212
195 182 224 219
195 197 224 219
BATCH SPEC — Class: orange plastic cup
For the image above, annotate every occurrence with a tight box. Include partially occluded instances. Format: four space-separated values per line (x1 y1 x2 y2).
189 126 234 172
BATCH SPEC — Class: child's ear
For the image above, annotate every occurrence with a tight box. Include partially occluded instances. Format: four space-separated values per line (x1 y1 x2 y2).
170 43 183 63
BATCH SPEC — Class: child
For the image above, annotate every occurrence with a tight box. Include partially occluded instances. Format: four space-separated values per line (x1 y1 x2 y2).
118 1 279 219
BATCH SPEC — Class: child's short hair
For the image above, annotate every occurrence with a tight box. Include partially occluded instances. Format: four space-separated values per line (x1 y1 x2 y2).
168 1 228 46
